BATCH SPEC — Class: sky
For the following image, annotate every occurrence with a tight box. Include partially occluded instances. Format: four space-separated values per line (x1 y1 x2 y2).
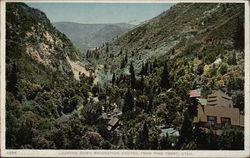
26 3 175 25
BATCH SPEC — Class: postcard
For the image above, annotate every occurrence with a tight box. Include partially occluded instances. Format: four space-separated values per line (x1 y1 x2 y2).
0 0 249 157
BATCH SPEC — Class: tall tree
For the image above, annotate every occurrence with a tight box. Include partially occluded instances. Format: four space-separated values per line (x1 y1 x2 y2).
140 61 145 75
144 61 149 75
125 52 128 64
140 73 144 92
105 43 109 53
177 110 193 149
119 48 123 55
129 62 136 89
7 62 18 96
160 63 171 89
234 16 244 51
112 73 116 85
120 58 126 69
135 122 149 149
122 89 134 113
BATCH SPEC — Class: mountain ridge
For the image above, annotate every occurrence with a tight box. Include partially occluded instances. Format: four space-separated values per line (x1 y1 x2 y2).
53 21 135 52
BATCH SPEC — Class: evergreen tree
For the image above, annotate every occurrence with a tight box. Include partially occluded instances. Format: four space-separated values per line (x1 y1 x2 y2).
234 16 244 51
177 111 193 149
106 43 109 53
153 59 157 68
228 52 237 65
125 52 128 64
135 122 149 149
232 51 237 65
86 50 89 58
119 48 123 55
160 63 171 89
120 58 126 69
140 61 145 75
159 134 172 149
112 73 116 85
7 62 18 96
140 73 144 92
122 88 134 113
144 61 149 75
129 62 136 89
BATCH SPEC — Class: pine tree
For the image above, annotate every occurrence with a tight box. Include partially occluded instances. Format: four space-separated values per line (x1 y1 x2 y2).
135 122 149 149
119 48 123 55
232 51 237 65
106 43 109 53
159 134 172 149
177 111 193 148
160 63 171 89
7 62 18 96
144 61 149 75
112 73 116 85
125 52 128 64
234 16 244 51
140 73 144 92
120 58 126 69
129 62 136 89
153 59 157 68
140 61 145 75
122 89 134 113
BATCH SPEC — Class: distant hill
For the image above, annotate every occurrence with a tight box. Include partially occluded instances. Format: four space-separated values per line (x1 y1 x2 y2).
53 22 135 52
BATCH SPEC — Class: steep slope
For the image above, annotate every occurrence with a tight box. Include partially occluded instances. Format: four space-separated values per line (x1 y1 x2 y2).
93 3 244 84
6 3 92 82
53 22 135 52
6 3 93 149
90 3 244 109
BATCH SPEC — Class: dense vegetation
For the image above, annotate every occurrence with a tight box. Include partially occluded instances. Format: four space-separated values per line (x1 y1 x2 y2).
6 3 244 150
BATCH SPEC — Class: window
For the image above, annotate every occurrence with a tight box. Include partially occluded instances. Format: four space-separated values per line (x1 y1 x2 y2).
221 117 231 126
207 116 217 126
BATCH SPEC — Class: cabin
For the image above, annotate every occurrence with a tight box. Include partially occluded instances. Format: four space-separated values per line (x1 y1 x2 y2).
56 115 70 123
193 90 244 135
107 117 120 131
189 88 201 98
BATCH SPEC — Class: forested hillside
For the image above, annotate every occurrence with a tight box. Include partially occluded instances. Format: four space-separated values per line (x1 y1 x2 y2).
6 3 93 149
6 3 244 150
88 3 244 112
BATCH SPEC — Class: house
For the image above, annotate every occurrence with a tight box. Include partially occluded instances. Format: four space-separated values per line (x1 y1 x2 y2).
102 113 112 120
107 117 120 131
189 88 201 98
193 90 244 135
160 128 180 137
56 115 70 123
207 90 233 108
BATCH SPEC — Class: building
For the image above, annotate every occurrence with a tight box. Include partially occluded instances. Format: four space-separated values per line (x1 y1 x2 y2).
207 90 233 107
189 88 201 98
56 115 70 123
107 117 120 131
193 90 244 135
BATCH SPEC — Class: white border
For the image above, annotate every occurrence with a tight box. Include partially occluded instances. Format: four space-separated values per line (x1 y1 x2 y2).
1 0 249 157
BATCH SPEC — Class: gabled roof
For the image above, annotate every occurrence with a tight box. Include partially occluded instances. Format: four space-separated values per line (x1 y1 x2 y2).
108 117 119 127
189 88 201 98
207 90 233 108
208 90 232 100
56 115 69 123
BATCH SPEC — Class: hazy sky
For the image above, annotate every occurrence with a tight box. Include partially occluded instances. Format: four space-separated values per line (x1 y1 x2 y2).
26 3 175 25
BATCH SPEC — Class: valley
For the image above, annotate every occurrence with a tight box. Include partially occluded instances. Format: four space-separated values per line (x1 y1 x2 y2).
5 2 245 150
